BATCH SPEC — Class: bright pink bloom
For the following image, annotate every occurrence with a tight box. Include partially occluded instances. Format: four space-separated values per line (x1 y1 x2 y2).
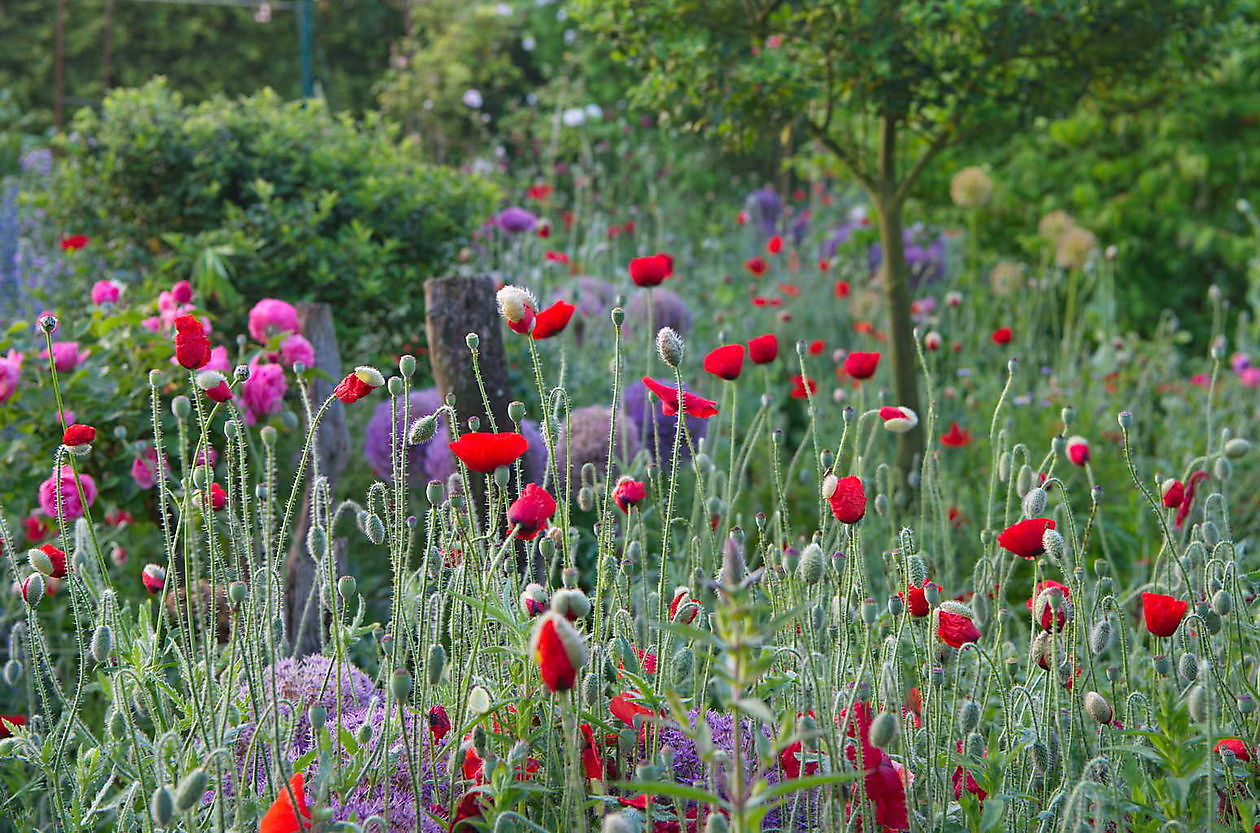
279 334 315 367
240 362 287 426
170 280 194 305
131 447 165 490
91 280 122 305
248 299 301 343
43 342 89 374
38 472 97 520
0 349 21 402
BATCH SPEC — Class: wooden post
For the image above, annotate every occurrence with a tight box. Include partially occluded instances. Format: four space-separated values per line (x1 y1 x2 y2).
286 302 350 657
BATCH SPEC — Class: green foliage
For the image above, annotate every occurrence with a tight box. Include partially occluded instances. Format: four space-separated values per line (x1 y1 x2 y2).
0 0 401 127
39 80 498 350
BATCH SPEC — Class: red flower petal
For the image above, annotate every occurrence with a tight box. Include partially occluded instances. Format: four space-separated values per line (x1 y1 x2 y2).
449 432 529 474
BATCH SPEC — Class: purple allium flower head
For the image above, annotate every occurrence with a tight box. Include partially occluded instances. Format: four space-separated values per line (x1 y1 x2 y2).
364 388 453 484
1230 352 1251 374
247 298 301 344
38 472 97 520
790 210 811 247
749 187 783 237
623 288 692 340
622 378 707 466
496 206 538 234
558 405 641 489
240 360 287 426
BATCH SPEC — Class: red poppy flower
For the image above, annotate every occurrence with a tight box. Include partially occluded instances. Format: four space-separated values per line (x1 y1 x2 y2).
629 253 674 287
544 250 570 265
898 579 938 617
779 740 820 779
952 740 987 803
142 564 166 594
1066 435 1090 466
613 478 647 513
22 515 51 542
62 423 96 446
744 256 768 276
767 235 783 255
843 351 880 380
526 183 553 201
807 339 825 355
428 704 451 742
736 210 749 226
209 482 227 511
530 612 585 692
940 422 973 447
834 280 850 297
703 344 745 381
1027 579 1071 631
60 234 89 252
579 723 604 780
1161 479 1185 508
204 379 233 403
826 475 866 524
536 221 551 238
0 715 26 739
508 483 556 540
333 366 384 404
37 543 68 579
1141 592 1187 637
1215 738 1251 762
878 405 918 432
451 790 490 833
532 301 576 340
991 327 1013 345
640 377 719 419
610 693 654 732
1175 470 1209 529
938 610 981 648
776 282 801 297
818 259 831 271
789 375 816 399
173 315 212 370
259 773 311 833
669 587 700 624
449 431 529 474
997 518 1056 559
747 333 779 364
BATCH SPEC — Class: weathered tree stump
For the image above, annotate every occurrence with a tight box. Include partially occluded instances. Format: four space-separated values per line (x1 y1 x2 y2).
286 302 350 657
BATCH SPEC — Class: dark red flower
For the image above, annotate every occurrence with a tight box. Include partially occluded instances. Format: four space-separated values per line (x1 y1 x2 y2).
789 375 817 399
899 579 938 617
940 422 973 447
834 280 850 297
1142 592 1187 637
259 773 311 833
209 482 227 511
767 235 783 255
532 301 576 340
449 432 529 474
579 723 604 780
952 740 987 804
640 377 719 419
60 235 89 252
333 366 384 404
1027 579 1071 631
844 352 880 381
451 790 490 833
536 221 551 238
779 740 819 779
428 704 451 743
1175 470 1210 529
997 518 1056 559
173 314 212 370
62 423 96 447
38 543 68 579
0 715 26 739
613 478 647 513
703 344 745 381
991 327 1013 345
507 483 556 540
826 475 866 524
747 333 778 364
22 515 51 542
629 253 674 287
938 610 981 647
744 256 768 276
1215 738 1251 762
610 693 654 732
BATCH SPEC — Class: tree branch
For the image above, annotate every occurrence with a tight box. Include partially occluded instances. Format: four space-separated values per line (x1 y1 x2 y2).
892 124 954 206
807 120 875 192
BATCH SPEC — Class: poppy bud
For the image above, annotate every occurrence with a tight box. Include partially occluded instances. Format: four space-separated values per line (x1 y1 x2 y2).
963 731 984 761
174 769 208 812
1088 619 1113 654
655 327 685 367
21 574 44 607
1224 437 1251 459
1188 684 1212 723
1160 479 1184 508
530 611 587 692
868 711 898 749
1211 589 1232 615
1031 741 1049 775
1083 691 1112 725
1022 487 1048 518
360 512 385 545
408 415 437 445
390 669 413 701
2 660 20 686
91 624 113 663
426 643 447 686
150 785 174 826
957 699 979 734
28 548 55 577
602 812 638 833
1213 457 1232 482
333 366 385 404
551 588 591 621
797 543 824 584
1177 652 1198 682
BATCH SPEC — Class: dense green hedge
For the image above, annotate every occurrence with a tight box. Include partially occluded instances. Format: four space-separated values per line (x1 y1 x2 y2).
40 80 498 351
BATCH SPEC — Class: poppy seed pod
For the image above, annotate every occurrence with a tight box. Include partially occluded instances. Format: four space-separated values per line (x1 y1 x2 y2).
338 575 358 600
1083 691 1112 725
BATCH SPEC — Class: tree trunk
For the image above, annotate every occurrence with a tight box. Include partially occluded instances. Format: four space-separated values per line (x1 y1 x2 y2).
874 116 924 481
424 275 515 511
286 302 350 657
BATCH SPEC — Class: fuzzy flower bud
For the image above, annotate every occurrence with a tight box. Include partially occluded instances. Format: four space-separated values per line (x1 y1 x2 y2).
1083 691 1112 725
656 327 685 367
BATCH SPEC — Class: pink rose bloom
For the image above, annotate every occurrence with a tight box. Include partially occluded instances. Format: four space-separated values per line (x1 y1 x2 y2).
1241 367 1260 387
42 342 90 374
248 299 301 343
279 334 315 367
131 447 166 490
240 361 287 425
0 350 22 402
91 280 122 306
38 472 98 520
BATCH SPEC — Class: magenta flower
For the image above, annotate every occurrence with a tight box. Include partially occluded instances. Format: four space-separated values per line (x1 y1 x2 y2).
0 350 22 403
495 207 538 234
279 334 316 367
240 361 287 425
41 342 90 374
38 473 98 520
90 280 122 306
248 299 301 344
205 346 231 374
132 452 156 490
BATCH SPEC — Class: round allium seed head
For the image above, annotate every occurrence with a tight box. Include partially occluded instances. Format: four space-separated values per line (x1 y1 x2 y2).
656 326 685 367
1083 691 1113 725
950 166 993 208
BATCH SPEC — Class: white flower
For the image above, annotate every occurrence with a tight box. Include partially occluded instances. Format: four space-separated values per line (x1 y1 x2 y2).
562 108 586 127
462 89 484 109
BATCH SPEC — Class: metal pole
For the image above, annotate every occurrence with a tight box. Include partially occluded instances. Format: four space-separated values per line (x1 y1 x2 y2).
299 0 313 98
